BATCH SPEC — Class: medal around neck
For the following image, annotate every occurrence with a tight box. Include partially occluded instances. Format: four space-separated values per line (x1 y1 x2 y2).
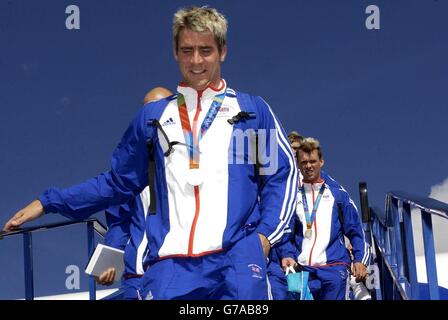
304 229 312 239
187 168 204 186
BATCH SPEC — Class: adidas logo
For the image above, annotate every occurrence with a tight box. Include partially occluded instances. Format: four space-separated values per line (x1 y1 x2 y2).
162 117 176 126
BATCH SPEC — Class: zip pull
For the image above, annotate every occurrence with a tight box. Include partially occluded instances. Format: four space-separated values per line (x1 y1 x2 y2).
227 111 256 125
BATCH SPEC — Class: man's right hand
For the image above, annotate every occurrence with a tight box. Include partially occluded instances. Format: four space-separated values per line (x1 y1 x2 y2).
95 268 116 286
281 257 297 272
3 200 44 232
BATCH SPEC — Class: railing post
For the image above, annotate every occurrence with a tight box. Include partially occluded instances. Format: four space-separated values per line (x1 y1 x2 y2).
390 199 401 272
402 203 418 299
87 221 96 300
23 232 34 300
359 182 370 223
385 227 392 256
421 210 439 300
391 198 410 298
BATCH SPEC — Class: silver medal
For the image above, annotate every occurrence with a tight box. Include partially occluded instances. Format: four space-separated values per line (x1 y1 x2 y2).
186 168 204 186
305 229 312 239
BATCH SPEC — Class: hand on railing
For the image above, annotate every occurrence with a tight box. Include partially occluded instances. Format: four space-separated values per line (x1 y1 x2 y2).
3 200 44 232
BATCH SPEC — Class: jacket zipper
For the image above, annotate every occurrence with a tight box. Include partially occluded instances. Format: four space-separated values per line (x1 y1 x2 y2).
187 90 203 255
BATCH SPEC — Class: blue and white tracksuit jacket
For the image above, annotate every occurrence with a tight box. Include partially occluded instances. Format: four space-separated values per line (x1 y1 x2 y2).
39 79 297 265
105 187 149 276
277 176 369 299
277 177 369 267
104 187 150 298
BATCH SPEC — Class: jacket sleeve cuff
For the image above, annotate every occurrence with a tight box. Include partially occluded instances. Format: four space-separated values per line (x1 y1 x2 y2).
39 188 57 214
276 242 296 260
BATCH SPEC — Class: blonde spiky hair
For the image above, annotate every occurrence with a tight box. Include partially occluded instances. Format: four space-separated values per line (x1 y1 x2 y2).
173 6 228 53
298 137 323 159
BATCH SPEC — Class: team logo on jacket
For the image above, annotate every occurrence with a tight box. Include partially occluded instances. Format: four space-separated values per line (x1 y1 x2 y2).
162 117 176 126
248 263 263 279
216 105 231 117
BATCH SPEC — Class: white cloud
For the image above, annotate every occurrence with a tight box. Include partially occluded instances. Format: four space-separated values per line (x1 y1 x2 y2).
429 177 448 204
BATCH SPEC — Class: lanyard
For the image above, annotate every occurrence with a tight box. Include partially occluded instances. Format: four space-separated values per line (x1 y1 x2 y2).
300 183 326 230
177 91 226 169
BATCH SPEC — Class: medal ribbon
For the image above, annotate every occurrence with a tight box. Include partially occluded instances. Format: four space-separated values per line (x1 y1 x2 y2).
177 90 226 169
300 183 326 231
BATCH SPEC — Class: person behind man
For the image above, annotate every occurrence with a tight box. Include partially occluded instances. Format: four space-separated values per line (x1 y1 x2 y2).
278 137 368 300
287 131 371 300
96 87 173 300
287 131 304 162
259 130 306 300
3 6 297 300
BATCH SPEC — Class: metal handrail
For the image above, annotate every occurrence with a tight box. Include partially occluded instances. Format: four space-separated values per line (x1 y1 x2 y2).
365 187 448 300
0 218 107 300
0 218 107 239
386 191 448 299
388 191 448 219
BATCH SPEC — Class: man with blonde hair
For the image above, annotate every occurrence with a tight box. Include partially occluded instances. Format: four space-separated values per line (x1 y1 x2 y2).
4 6 297 300
278 137 369 300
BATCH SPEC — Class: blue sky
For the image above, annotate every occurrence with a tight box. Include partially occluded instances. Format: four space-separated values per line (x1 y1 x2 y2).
0 1 447 298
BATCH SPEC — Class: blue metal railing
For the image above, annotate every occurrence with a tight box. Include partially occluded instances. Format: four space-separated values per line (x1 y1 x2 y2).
3 185 447 300
364 185 448 300
0 219 106 300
